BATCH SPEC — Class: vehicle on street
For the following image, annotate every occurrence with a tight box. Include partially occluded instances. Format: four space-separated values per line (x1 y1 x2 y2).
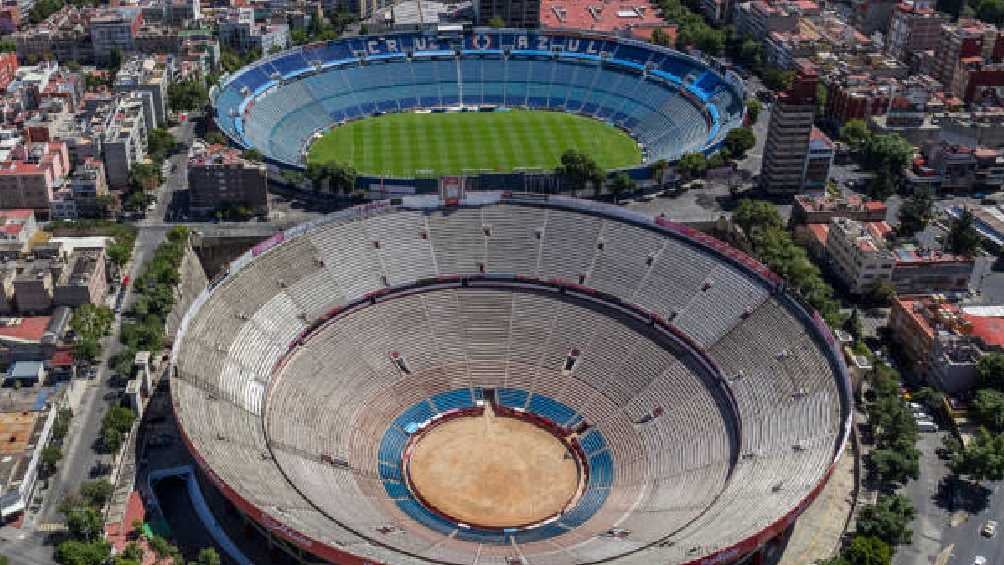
982 520 997 537
917 421 938 432
973 556 986 565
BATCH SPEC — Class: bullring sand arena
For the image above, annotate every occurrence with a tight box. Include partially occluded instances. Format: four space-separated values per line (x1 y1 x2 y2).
171 193 852 565
406 406 581 529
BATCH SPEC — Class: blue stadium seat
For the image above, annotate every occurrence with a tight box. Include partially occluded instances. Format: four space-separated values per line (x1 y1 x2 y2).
498 388 529 409
588 450 614 488
527 394 577 425
393 401 436 429
431 389 474 412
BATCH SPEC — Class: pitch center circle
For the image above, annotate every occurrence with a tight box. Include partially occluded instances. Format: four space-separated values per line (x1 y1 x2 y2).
405 411 581 529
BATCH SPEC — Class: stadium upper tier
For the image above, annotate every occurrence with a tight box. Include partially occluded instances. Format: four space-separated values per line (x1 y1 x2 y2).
171 194 850 565
213 30 745 169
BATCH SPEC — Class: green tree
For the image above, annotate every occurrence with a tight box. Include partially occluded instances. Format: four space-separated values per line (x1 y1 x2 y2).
129 163 162 192
840 119 871 150
487 15 506 27
325 161 357 194
855 494 916 546
147 128 176 164
761 68 795 92
66 506 104 541
945 207 981 256
870 446 921 485
860 133 914 176
243 148 264 162
192 548 222 565
949 427 1004 483
866 174 897 201
168 79 209 112
73 339 100 363
54 540 111 565
897 192 933 237
978 352 1004 390
52 408 72 440
609 172 636 203
555 150 605 195
745 98 762 123
733 198 784 237
650 27 672 47
29 0 63 23
0 38 16 53
100 406 136 453
865 281 896 306
723 127 756 160
972 388 1004 431
80 479 114 508
71 304 114 339
205 131 228 146
842 536 892 565
41 445 62 471
676 152 707 180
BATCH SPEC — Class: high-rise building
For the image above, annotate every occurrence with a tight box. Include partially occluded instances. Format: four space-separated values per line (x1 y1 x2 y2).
886 1 947 64
187 144 269 218
475 0 540 27
761 59 818 195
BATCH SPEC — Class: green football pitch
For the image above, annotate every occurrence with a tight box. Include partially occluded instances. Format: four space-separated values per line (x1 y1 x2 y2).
305 110 642 177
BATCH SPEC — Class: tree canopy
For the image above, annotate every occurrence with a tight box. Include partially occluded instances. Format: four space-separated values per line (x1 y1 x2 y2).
946 207 981 256
609 173 636 202
676 152 707 180
856 494 916 546
733 199 841 325
723 127 756 160
168 79 209 112
897 192 933 238
556 150 605 194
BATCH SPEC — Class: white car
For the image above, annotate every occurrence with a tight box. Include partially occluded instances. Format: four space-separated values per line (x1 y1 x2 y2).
973 556 986 565
982 520 997 537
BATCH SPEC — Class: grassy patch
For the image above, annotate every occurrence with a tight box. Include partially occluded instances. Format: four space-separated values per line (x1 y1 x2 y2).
306 110 641 177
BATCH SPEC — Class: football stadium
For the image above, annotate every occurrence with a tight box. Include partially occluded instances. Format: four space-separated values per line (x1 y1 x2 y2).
212 29 745 179
170 193 853 564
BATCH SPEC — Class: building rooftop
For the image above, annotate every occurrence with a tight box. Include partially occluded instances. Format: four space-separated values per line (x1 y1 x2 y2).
0 316 50 343
539 0 664 31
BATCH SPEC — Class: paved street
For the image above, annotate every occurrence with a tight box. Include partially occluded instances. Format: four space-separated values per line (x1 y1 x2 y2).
0 116 200 563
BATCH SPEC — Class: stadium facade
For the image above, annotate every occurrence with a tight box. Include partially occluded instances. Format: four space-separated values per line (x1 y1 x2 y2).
212 29 745 185
171 192 852 565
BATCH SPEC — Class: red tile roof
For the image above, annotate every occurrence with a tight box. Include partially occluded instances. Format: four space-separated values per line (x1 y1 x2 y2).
0 317 49 343
965 314 1004 348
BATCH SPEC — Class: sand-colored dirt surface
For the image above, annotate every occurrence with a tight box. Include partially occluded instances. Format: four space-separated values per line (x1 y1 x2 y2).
407 412 579 528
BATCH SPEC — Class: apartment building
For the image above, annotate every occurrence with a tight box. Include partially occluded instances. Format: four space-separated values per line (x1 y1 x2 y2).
825 216 896 294
188 144 269 218
101 94 148 189
886 1 947 63
113 55 171 128
761 59 818 195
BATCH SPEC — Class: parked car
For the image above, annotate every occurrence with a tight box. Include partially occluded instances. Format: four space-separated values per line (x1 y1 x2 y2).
917 421 938 432
973 556 986 565
982 520 997 537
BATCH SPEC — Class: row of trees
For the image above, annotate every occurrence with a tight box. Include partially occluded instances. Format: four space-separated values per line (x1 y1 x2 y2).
41 407 73 476
70 304 115 363
824 363 921 565
733 199 842 325
675 128 756 180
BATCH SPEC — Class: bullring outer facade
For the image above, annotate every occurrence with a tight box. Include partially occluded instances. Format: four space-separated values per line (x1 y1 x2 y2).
170 193 852 565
